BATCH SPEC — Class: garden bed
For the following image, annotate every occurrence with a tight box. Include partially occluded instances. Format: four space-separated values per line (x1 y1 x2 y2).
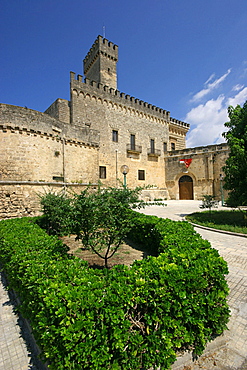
0 216 230 370
61 235 150 268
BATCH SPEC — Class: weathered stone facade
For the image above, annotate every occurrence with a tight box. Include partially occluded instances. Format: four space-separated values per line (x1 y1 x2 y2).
0 35 229 218
0 104 100 217
165 144 229 200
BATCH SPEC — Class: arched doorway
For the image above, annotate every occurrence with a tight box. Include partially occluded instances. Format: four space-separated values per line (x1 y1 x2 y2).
179 175 194 200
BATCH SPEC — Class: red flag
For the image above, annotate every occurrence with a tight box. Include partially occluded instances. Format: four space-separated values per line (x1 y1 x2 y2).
179 158 192 168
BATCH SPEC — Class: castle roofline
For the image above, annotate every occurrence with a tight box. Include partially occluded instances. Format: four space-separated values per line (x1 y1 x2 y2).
165 142 228 157
70 72 190 130
83 35 118 64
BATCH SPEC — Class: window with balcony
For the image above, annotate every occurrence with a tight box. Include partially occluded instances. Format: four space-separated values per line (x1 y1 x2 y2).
130 134 135 150
148 139 161 157
126 134 142 154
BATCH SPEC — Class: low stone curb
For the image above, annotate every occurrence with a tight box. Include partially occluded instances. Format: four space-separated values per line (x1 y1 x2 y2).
186 221 247 238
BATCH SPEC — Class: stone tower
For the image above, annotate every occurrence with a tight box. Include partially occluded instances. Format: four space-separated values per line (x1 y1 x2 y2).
83 35 118 89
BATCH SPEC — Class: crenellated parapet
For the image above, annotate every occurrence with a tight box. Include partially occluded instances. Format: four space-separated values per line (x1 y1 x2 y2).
71 35 189 132
170 117 190 129
169 118 190 142
0 103 100 147
165 142 229 158
83 35 118 89
83 35 118 75
70 72 175 124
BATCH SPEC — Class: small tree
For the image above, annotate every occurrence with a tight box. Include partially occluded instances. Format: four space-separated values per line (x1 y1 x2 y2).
73 185 146 268
223 101 247 207
200 195 217 212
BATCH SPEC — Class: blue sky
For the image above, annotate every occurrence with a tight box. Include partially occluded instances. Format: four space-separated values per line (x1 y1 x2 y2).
1 0 247 147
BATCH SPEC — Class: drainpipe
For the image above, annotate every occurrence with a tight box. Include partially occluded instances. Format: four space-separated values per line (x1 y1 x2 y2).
62 136 66 194
115 149 118 187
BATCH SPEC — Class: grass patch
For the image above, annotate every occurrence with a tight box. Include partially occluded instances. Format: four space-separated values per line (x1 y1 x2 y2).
185 210 247 235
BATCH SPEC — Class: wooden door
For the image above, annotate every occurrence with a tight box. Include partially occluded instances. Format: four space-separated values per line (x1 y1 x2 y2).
179 176 193 200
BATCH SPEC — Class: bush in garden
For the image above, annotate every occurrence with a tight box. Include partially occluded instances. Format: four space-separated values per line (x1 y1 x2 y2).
39 190 73 235
200 195 218 211
0 215 230 370
72 185 147 268
126 213 161 256
40 185 148 267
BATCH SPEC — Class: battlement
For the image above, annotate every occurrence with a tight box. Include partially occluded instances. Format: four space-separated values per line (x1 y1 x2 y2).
165 142 229 157
70 72 190 130
83 35 118 75
170 117 190 129
0 103 100 147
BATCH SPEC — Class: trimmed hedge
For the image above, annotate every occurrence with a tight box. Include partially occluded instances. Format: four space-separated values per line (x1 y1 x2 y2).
0 215 230 369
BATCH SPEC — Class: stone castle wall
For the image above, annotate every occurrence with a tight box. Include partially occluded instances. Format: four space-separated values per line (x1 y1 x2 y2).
83 35 119 89
0 182 97 219
0 103 229 218
67 74 189 192
44 99 70 124
165 143 229 200
0 103 100 218
42 36 190 201
0 35 230 218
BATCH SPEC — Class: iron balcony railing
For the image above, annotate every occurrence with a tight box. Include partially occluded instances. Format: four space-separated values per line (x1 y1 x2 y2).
147 148 161 156
126 144 142 153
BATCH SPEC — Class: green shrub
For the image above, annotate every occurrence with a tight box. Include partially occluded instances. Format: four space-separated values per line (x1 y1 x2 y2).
39 190 73 235
0 215 230 369
39 186 150 267
200 195 218 211
72 186 145 268
127 213 161 255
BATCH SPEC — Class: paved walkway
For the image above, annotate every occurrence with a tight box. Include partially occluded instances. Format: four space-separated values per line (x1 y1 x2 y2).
0 201 246 369
0 269 42 369
0 267 46 370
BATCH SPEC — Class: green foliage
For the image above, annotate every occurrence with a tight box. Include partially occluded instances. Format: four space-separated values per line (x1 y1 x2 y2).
126 213 162 256
200 195 218 211
0 216 230 369
39 190 73 235
223 101 247 207
40 185 147 267
185 210 247 234
73 186 141 252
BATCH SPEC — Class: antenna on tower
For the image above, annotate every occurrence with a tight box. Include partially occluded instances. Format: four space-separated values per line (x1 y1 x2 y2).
103 25 106 39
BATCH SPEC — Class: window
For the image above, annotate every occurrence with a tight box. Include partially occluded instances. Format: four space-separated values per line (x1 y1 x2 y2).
163 142 167 152
130 134 136 150
99 166 106 179
112 130 118 142
53 176 64 182
171 142 176 151
150 139 155 153
138 170 145 180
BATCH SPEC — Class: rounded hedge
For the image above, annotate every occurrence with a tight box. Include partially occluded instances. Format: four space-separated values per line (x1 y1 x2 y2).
0 215 230 370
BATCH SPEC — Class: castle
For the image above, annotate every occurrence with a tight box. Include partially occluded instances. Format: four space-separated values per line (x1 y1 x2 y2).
0 35 229 218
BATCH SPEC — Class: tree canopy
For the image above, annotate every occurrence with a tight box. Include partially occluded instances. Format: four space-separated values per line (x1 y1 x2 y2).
223 100 247 206
40 185 149 268
72 185 146 268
